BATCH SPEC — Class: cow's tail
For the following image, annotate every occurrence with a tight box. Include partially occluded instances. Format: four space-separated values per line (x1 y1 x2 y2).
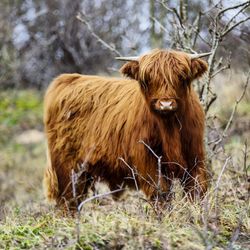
43 145 59 202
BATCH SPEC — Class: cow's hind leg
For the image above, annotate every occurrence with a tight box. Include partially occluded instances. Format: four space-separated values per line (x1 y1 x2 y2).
108 182 126 200
43 163 59 202
56 165 94 213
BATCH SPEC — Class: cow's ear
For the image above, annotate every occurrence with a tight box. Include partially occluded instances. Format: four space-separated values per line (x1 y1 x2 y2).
120 61 139 80
190 58 208 80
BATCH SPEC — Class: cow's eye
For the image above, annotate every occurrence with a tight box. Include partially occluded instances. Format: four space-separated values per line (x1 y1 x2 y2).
139 79 148 91
178 75 185 83
178 76 189 86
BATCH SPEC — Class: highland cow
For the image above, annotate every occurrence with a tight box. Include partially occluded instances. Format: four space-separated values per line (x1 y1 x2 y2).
43 49 209 211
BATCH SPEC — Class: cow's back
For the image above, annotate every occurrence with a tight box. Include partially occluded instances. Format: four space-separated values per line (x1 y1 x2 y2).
44 73 151 172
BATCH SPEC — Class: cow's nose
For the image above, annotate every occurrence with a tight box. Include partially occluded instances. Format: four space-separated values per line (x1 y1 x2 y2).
154 98 178 112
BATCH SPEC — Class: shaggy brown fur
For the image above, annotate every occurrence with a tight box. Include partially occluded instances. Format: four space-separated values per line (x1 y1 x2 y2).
43 49 208 211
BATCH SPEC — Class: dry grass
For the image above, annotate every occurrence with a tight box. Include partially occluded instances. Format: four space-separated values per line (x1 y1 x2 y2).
0 82 249 249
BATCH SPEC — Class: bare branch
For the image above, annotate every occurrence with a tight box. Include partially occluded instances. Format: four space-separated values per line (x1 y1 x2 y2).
157 156 162 191
222 16 250 38
243 140 249 182
138 140 159 159
157 0 185 29
119 157 139 191
222 71 250 137
150 16 169 34
172 7 185 28
205 94 217 114
223 4 250 32
162 161 193 181
211 64 230 78
210 71 250 149
201 0 222 15
217 1 250 18
76 13 122 56
179 0 188 23
156 0 173 12
199 1 249 114
227 224 241 250
78 187 124 212
192 11 202 47
197 33 211 47
214 157 231 192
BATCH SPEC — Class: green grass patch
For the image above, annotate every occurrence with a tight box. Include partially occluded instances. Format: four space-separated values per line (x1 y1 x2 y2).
0 90 43 145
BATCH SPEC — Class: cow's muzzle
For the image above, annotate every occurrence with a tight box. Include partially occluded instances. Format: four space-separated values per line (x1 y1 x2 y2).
154 98 178 113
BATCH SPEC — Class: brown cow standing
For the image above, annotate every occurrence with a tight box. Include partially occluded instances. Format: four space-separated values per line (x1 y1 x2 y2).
43 49 208 211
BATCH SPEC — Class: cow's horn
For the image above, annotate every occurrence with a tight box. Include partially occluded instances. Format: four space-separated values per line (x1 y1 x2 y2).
115 56 139 61
189 52 211 59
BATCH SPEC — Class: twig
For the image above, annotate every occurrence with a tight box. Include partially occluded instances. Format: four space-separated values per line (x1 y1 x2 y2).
213 156 231 233
192 12 202 47
78 187 124 212
223 4 250 33
138 140 159 159
76 13 122 56
175 114 183 131
227 224 241 250
150 16 169 34
217 1 250 18
119 157 139 191
157 156 162 191
211 64 230 78
214 157 231 192
201 0 221 15
222 16 250 38
72 170 80 243
138 139 166 208
208 70 250 152
191 224 213 250
157 0 185 29
205 94 217 114
222 71 250 137
76 146 95 179
172 7 185 29
201 1 249 113
242 140 249 187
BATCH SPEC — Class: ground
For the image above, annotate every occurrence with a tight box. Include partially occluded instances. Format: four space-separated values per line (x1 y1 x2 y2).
0 88 249 250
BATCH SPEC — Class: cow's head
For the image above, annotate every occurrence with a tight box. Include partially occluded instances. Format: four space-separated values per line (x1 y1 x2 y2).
119 49 208 115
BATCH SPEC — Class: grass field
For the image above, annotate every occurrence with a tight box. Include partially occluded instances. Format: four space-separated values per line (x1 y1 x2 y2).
0 87 249 250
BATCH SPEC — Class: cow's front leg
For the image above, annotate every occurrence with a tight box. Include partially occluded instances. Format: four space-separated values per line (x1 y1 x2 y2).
180 105 208 200
138 170 172 204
